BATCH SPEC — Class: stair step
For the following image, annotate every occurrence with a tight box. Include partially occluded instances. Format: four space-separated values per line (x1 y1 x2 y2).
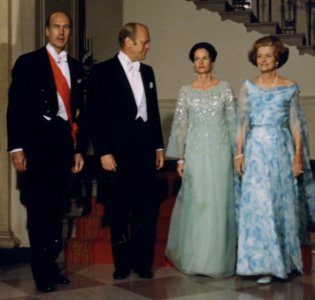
245 22 280 35
220 10 254 23
297 45 315 56
159 196 176 217
157 216 171 241
89 197 104 216
193 0 229 13
65 238 94 264
276 33 306 47
90 238 113 264
154 241 169 266
76 215 110 239
65 237 111 264
66 237 169 266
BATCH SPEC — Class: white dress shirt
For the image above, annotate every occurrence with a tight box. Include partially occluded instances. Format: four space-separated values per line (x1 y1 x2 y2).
118 51 148 121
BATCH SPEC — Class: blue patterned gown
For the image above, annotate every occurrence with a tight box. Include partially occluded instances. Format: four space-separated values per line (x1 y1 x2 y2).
165 81 236 277
236 80 315 279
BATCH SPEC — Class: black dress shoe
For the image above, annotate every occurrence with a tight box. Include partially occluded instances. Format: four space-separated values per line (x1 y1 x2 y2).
36 282 55 293
137 270 153 279
113 270 130 280
52 274 70 284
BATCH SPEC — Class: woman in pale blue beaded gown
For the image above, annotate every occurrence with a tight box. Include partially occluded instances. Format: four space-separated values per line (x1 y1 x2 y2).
165 42 236 277
235 36 315 285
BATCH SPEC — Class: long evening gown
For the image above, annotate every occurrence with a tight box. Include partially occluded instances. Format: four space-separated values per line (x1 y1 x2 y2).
165 81 236 277
236 80 315 279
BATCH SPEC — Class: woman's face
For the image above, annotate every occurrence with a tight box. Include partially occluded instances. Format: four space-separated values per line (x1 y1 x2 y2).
256 46 277 73
193 48 212 75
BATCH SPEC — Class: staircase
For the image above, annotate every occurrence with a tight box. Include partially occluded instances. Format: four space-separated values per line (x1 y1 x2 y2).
192 0 315 56
65 170 180 266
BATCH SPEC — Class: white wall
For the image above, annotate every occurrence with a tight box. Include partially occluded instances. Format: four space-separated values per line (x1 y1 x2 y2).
122 0 315 98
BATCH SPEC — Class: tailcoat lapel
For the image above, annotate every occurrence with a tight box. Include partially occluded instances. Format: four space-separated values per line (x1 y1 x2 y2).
68 57 76 109
40 48 57 97
113 56 138 113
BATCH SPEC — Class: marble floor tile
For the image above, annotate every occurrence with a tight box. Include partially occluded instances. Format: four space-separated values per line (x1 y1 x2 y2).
0 262 315 300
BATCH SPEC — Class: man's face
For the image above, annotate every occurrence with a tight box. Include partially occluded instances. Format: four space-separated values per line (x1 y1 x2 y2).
128 25 150 61
45 12 71 54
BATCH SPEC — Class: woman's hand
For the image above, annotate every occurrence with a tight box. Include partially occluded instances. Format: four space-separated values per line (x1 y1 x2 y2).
293 151 303 177
234 154 244 176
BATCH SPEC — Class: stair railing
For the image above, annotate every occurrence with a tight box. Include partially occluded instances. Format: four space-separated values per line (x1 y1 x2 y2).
229 0 314 46
281 0 297 34
195 0 314 48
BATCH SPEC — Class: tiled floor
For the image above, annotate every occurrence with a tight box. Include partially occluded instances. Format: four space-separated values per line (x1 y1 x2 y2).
1 260 315 299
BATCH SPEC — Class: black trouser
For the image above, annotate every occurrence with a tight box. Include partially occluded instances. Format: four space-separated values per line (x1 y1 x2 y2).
20 117 73 285
107 119 159 273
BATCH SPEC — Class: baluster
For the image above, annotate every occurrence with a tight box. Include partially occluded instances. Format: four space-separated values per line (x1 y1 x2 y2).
256 0 260 21
261 0 266 21
260 0 272 22
281 0 297 34
268 0 272 22
307 0 312 45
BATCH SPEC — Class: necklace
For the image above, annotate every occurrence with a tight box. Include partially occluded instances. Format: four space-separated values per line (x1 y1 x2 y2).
259 74 278 88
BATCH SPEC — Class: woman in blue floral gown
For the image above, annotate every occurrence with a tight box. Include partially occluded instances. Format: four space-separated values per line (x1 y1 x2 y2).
235 36 315 284
165 42 236 277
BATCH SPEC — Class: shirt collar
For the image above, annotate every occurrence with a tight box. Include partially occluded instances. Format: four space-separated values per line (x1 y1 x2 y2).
118 51 140 72
46 43 68 63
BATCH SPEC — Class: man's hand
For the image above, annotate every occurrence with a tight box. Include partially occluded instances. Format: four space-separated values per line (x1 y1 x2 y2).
72 153 84 173
100 154 117 172
156 149 164 170
11 150 27 173
177 161 184 177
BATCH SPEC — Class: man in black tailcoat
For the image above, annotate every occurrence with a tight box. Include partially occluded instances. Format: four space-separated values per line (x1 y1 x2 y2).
88 22 164 280
7 11 86 292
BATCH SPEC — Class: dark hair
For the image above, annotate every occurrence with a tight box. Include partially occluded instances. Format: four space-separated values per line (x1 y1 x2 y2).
45 11 73 29
189 42 217 62
248 36 289 69
118 22 148 48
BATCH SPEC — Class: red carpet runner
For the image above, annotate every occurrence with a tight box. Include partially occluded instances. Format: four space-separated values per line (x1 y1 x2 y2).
65 171 179 266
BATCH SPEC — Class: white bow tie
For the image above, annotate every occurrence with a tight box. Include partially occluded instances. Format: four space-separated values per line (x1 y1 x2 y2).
57 51 68 63
128 61 140 73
